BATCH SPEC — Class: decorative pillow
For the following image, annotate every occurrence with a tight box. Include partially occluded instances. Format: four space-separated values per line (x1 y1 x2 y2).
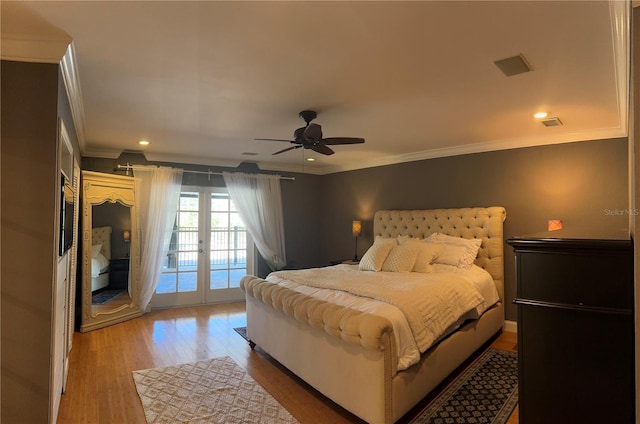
432 244 469 267
359 237 397 272
398 238 444 273
91 244 103 258
381 242 420 272
426 233 482 269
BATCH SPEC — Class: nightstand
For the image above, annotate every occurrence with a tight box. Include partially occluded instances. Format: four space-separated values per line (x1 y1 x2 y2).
109 257 130 289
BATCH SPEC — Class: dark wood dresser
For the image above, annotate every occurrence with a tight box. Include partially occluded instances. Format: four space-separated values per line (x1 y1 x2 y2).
507 230 634 423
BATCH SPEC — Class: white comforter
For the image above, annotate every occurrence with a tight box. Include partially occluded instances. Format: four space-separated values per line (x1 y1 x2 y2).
267 263 499 371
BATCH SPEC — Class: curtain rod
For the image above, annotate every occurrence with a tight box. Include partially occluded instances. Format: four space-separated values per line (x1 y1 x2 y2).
114 164 295 181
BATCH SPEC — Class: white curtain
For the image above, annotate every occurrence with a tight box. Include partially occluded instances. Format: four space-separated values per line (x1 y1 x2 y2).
134 166 183 311
222 172 287 270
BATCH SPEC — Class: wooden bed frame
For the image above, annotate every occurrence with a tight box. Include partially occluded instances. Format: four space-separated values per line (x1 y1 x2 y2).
241 207 507 424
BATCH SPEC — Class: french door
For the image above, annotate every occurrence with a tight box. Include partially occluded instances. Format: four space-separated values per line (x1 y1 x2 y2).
151 186 254 308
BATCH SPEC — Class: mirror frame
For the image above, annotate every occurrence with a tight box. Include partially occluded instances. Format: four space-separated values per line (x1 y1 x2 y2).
80 171 142 332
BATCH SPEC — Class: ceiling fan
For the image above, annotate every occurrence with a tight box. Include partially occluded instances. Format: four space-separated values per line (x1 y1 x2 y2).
255 110 365 156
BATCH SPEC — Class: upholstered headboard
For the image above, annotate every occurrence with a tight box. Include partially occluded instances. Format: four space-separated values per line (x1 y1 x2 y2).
92 226 112 260
373 207 507 301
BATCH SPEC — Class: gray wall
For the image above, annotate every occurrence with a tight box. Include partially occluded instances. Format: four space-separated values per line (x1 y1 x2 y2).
92 202 131 259
319 137 630 320
84 138 629 321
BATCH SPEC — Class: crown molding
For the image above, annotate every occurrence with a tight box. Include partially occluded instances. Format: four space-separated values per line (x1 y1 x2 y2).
60 42 87 153
0 32 69 63
609 0 630 135
83 125 627 176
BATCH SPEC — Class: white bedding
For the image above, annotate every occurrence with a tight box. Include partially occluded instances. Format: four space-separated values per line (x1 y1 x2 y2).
91 253 109 278
267 263 499 371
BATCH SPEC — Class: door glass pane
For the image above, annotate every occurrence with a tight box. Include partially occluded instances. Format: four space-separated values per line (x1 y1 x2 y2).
158 191 200 294
210 270 228 289
209 192 248 290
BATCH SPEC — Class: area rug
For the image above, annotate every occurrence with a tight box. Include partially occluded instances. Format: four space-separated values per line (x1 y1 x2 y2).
233 326 248 342
132 356 298 424
91 289 123 305
409 348 518 424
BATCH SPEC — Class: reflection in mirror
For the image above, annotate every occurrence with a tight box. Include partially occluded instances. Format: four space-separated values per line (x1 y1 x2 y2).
90 202 132 315
81 170 142 332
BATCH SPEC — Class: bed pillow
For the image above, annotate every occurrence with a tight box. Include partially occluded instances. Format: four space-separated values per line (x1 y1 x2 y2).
91 244 103 258
359 237 397 272
398 238 444 273
426 233 482 269
381 242 420 272
91 252 110 278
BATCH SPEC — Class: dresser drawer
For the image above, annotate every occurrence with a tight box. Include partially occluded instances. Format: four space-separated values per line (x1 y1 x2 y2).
516 250 632 310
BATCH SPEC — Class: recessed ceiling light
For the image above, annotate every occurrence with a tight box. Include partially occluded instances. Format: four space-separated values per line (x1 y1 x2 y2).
533 112 548 119
306 157 316 162
139 140 150 145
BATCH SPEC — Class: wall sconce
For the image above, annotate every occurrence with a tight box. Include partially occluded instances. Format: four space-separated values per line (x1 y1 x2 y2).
123 230 131 257
352 220 362 261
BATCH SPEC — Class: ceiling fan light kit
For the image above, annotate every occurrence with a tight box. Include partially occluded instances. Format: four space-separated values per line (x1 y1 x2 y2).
255 110 365 156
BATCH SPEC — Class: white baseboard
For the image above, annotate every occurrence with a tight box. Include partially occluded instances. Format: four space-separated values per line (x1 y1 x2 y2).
503 320 517 333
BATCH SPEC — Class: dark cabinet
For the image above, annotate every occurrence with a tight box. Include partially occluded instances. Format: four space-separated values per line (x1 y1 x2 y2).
507 231 634 423
109 258 130 290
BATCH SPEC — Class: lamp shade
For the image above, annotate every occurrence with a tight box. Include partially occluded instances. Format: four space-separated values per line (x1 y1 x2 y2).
547 220 563 231
352 220 362 237
123 230 131 242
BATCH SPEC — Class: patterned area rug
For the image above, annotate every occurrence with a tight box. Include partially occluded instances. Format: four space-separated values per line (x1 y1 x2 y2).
132 356 299 424
410 348 518 424
91 289 123 305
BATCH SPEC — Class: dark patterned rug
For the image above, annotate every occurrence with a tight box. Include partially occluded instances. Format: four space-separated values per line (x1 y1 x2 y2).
409 348 518 424
91 289 124 305
233 326 249 342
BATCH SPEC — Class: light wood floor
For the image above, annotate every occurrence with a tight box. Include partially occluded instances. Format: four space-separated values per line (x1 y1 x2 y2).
58 302 518 423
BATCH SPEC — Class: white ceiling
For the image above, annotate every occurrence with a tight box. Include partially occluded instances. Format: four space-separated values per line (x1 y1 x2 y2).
2 1 629 174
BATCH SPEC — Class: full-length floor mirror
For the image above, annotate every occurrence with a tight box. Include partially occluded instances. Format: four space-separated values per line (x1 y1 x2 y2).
80 171 142 332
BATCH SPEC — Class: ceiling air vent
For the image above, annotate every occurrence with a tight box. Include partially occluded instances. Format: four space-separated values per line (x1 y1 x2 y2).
541 117 563 127
241 152 259 156
494 54 532 77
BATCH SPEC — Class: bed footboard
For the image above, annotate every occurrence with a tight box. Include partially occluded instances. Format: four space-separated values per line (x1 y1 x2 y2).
241 275 397 423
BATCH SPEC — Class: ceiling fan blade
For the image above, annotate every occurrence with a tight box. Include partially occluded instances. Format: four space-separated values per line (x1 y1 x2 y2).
323 137 365 145
273 145 302 155
255 138 297 143
303 123 322 141
311 144 335 155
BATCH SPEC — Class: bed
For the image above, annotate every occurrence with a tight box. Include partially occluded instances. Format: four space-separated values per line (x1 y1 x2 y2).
90 226 112 292
240 207 506 424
